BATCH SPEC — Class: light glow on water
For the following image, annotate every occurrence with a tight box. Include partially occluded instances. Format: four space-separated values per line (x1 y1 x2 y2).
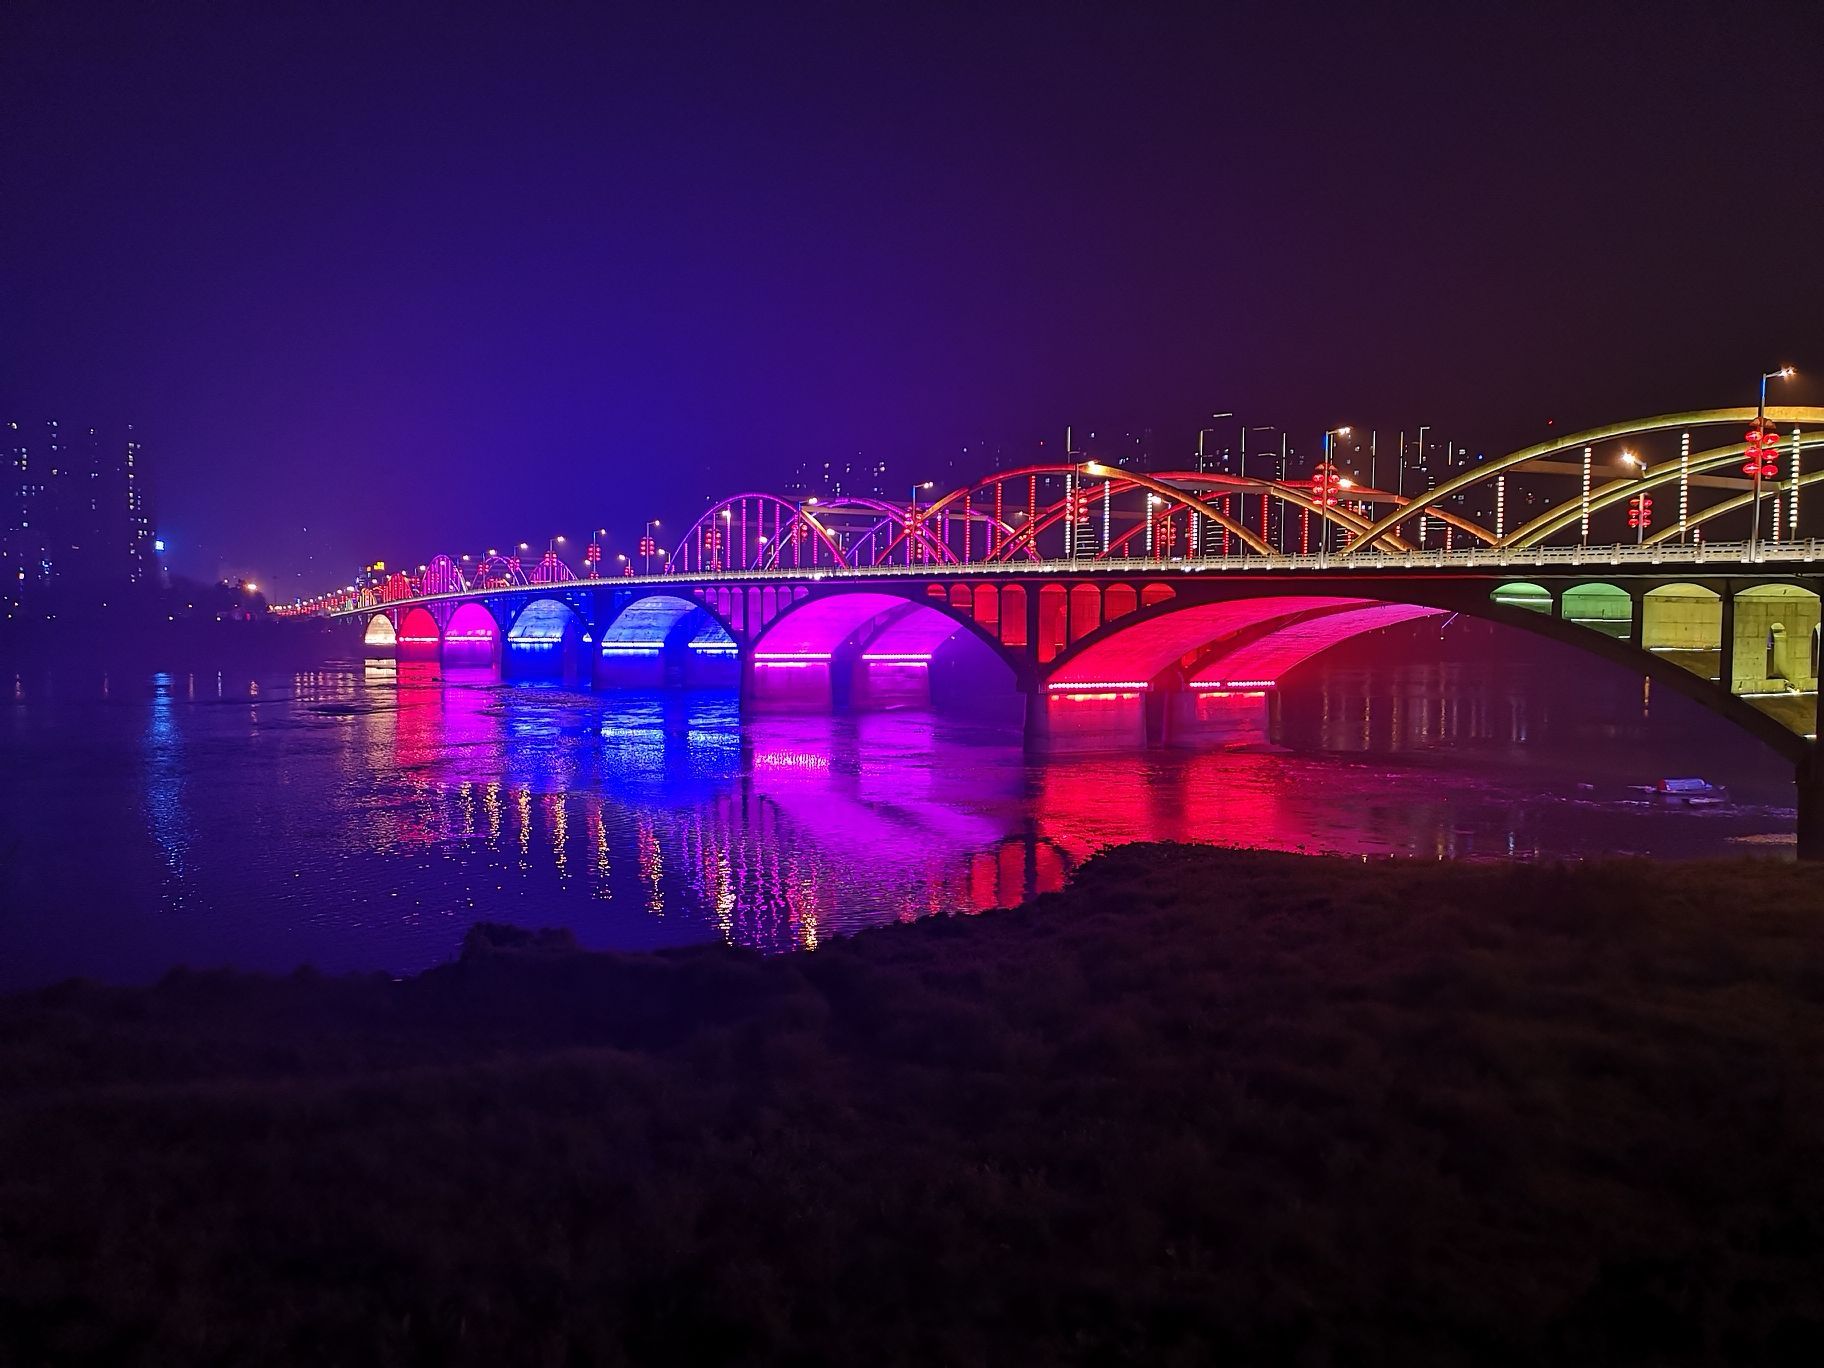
0 652 1797 992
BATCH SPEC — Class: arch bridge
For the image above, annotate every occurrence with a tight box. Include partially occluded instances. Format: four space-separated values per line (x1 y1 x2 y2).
300 407 1824 855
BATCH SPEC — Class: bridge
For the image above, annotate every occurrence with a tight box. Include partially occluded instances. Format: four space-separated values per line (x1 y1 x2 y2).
288 406 1824 855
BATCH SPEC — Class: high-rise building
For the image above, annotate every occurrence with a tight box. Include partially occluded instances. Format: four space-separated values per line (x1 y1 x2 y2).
2 420 154 615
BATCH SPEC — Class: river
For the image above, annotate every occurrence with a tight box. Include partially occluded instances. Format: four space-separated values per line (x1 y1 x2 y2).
0 628 1797 991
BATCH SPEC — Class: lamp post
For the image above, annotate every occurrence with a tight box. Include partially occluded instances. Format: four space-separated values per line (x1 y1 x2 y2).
641 519 660 575
908 481 934 564
1319 427 1351 557
1751 367 1797 558
1621 451 1648 544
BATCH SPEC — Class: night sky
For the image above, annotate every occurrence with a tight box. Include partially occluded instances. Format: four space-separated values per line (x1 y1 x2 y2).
4 2 1820 595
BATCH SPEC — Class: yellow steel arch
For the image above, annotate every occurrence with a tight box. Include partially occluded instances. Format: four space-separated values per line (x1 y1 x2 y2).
1352 407 1824 551
1644 468 1824 546
1503 437 1768 547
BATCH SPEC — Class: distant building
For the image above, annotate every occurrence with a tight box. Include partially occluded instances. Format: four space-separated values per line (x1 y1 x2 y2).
788 454 891 500
2 420 154 615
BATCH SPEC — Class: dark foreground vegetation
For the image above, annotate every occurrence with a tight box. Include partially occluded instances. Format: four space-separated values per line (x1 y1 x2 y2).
3 847 1824 1365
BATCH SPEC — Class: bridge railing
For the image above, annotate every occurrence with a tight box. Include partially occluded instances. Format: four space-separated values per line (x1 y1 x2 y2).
312 538 1824 616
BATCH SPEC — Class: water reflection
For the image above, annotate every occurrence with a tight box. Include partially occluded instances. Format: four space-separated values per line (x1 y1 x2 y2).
141 672 192 907
0 652 1800 991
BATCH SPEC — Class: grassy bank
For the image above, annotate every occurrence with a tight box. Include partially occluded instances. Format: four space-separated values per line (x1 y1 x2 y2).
3 846 1823 1364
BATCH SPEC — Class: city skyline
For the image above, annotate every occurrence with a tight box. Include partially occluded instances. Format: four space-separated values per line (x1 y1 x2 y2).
5 4 1820 586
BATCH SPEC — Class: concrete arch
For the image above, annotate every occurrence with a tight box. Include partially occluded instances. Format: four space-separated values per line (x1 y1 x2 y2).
1186 602 1448 689
595 592 740 689
1476 594 1809 763
1046 593 1379 688
1491 581 1553 614
1035 584 1811 764
1560 582 1632 639
749 588 1023 712
505 598 588 682
442 601 501 668
1734 584 1821 695
397 605 441 661
363 613 397 651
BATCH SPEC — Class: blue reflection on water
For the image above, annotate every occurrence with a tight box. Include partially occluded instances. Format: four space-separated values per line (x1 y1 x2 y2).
141 672 192 907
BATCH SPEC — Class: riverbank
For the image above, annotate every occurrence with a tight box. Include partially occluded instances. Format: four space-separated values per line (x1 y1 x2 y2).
2 845 1822 1363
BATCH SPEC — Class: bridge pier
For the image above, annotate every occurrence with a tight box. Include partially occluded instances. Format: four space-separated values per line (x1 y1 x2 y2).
1162 687 1272 749
1024 686 1148 755
1797 750 1824 862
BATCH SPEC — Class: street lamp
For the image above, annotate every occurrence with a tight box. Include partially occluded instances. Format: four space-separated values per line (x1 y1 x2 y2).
1621 450 1648 544
908 481 934 565
1751 366 1797 557
641 519 661 575
1319 426 1352 556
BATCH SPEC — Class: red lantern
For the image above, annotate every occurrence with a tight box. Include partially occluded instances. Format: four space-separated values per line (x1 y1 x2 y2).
1311 461 1343 507
1744 420 1780 480
1627 493 1653 529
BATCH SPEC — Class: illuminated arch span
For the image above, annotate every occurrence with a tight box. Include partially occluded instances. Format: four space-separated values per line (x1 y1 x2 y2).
790 496 966 568
507 598 586 642
1644 466 1824 546
421 554 467 596
671 493 851 573
1353 407 1824 551
442 601 501 663
473 554 528 588
528 552 576 585
363 613 397 647
1045 589 1808 761
751 589 1024 683
396 605 441 659
597 592 740 651
916 464 1275 560
1309 485 1496 547
1502 431 1824 548
1186 601 1448 686
1048 594 1382 686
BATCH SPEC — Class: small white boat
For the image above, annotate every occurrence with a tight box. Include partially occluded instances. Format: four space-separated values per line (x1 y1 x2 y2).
1655 777 1730 806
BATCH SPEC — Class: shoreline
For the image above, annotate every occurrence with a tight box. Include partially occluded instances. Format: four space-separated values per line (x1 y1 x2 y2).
4 843 1823 1362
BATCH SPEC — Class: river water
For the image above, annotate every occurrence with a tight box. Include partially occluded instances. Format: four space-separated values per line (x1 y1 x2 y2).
0 630 1798 991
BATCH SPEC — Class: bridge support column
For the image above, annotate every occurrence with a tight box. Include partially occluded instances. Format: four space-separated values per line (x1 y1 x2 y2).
1024 686 1148 755
852 659 931 711
1798 747 1824 862
747 658 834 712
1162 687 1272 749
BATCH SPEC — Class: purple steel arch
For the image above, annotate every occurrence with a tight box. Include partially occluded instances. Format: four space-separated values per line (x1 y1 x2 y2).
474 554 528 588
794 496 965 568
672 493 851 573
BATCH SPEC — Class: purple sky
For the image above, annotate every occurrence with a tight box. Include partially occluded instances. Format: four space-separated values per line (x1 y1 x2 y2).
4 2 1820 595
